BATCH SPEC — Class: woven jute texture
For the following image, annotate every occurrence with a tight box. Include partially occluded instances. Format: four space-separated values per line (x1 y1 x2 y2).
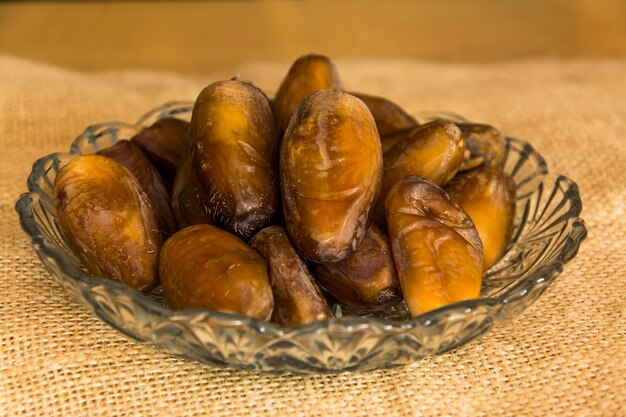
1 55 624 416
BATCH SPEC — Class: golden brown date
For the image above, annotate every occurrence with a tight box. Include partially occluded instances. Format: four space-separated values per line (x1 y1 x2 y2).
250 226 332 326
159 224 273 320
131 117 190 186
190 79 278 238
54 155 161 292
273 54 343 133
385 176 483 316
457 123 506 172
351 92 417 137
312 225 401 311
372 120 465 228
98 139 177 237
281 91 382 262
382 120 465 196
380 128 410 154
446 168 516 269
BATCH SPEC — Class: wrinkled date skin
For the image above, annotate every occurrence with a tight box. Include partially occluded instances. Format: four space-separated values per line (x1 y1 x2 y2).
160 224 273 320
382 120 465 196
250 226 332 326
312 225 402 312
273 54 343 133
54 155 162 292
190 79 278 238
98 139 177 237
446 168 516 269
351 92 418 137
374 120 465 228
281 91 383 262
131 117 190 186
385 176 484 316
457 123 506 172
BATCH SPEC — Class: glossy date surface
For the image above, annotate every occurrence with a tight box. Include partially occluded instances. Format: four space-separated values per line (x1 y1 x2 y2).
281 91 382 262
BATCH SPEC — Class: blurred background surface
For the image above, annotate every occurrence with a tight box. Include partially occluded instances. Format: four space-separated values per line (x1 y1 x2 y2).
1 0 625 72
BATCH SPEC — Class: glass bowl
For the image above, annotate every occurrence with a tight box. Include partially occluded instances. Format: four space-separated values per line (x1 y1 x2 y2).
15 102 587 374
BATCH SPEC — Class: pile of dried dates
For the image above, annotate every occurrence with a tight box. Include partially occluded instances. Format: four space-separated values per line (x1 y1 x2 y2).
54 54 516 325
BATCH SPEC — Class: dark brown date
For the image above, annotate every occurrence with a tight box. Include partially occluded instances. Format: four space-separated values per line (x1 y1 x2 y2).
171 155 215 227
131 117 190 186
312 225 401 311
190 79 278 238
160 224 273 320
250 226 332 326
351 92 417 137
281 91 382 262
385 176 483 316
54 155 161 292
98 139 176 236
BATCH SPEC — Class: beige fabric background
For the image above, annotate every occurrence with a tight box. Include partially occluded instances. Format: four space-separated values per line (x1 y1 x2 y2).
0 55 624 416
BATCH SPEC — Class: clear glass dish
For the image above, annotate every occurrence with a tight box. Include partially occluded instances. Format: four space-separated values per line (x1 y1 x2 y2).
15 102 586 374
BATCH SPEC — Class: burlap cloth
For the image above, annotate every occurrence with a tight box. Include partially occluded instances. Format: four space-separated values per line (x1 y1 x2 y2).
0 55 624 416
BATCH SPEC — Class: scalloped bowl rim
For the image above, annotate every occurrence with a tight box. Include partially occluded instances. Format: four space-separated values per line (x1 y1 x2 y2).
15 101 588 338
